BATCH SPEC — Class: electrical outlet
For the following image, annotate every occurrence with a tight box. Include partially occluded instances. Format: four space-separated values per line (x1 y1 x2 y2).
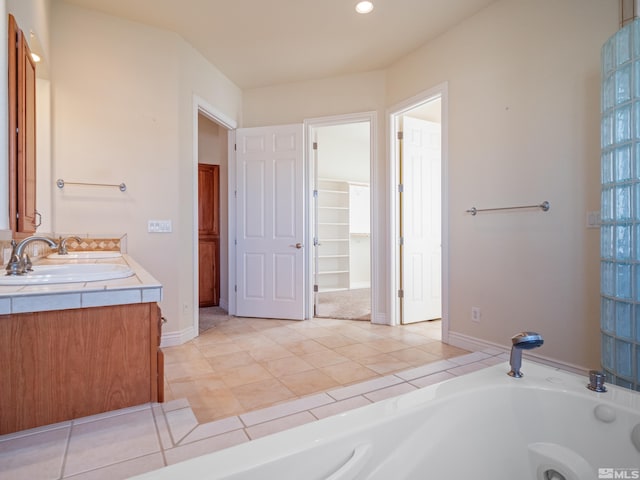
471 307 481 323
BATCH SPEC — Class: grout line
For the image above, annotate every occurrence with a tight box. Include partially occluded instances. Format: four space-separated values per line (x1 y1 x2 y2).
58 421 73 480
150 405 170 468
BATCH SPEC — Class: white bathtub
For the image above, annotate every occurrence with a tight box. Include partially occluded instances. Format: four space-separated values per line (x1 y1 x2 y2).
135 362 640 480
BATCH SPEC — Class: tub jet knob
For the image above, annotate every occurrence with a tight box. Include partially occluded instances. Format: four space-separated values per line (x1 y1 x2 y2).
587 370 607 393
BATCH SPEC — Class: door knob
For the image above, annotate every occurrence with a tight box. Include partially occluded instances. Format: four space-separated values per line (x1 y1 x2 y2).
290 243 303 249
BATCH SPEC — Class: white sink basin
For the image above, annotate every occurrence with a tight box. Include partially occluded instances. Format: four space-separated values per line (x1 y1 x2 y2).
47 251 122 259
0 264 134 285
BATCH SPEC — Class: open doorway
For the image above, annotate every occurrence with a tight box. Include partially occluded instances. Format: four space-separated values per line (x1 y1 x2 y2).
197 112 230 332
309 120 372 321
389 84 448 336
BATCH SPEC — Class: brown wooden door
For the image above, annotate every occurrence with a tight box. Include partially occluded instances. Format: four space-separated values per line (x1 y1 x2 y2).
198 164 220 306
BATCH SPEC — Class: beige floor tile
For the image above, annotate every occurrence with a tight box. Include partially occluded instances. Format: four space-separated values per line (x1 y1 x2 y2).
191 331 232 347
333 343 384 360
285 339 331 356
313 334 358 349
196 341 243 358
390 347 442 366
230 333 278 350
301 350 349 368
162 344 204 365
167 373 226 399
231 378 296 411
247 343 295 362
364 338 410 353
419 342 469 358
163 357 216 382
296 326 343 339
264 355 314 377
320 360 378 385
260 327 308 344
207 350 256 371
359 353 412 374
219 363 274 388
278 369 341 396
182 389 244 424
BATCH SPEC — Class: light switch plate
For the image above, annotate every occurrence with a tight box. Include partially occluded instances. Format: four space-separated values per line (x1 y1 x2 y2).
148 220 172 233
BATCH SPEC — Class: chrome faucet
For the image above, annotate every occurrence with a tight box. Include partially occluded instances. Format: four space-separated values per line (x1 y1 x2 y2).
5 236 59 275
57 235 81 255
508 331 544 378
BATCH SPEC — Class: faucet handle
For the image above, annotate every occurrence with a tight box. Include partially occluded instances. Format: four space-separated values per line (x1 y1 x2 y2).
5 254 21 275
22 253 32 272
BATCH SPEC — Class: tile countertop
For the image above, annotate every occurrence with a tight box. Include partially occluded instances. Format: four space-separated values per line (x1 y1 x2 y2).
0 255 162 315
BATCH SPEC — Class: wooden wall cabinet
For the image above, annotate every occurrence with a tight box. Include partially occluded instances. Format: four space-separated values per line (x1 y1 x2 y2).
8 14 38 236
0 303 164 435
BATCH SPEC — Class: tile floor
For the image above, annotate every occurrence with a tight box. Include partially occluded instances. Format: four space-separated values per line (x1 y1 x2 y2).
0 309 509 480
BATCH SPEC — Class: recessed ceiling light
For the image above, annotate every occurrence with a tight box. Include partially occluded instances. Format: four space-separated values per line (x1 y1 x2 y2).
355 1 374 14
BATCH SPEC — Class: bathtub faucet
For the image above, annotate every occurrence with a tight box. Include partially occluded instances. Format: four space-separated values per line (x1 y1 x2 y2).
507 332 544 378
5 236 59 275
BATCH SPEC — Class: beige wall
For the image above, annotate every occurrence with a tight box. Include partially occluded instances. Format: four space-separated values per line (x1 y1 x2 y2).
243 71 388 319
243 0 617 369
50 2 241 338
385 0 617 368
3 0 621 369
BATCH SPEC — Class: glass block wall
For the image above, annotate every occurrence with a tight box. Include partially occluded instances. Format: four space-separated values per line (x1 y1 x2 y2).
601 19 640 390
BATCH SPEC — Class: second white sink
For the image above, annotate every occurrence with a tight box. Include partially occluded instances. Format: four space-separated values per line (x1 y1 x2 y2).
0 264 134 285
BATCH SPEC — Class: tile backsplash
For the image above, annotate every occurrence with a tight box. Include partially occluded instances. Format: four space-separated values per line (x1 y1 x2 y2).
0 234 126 267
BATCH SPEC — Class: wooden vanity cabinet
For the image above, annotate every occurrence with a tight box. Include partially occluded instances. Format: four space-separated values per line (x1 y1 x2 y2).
0 303 164 435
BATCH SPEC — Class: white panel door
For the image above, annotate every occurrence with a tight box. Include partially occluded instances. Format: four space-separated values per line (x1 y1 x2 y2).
402 116 441 323
235 124 305 320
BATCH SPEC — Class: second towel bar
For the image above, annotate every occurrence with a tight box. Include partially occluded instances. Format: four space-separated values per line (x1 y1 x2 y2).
466 201 550 216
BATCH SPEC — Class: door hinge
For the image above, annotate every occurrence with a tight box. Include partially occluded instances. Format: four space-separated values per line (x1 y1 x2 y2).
234 285 237 292
313 142 318 150
398 184 404 193
313 189 318 198
314 284 319 292
397 131 403 140
399 236 404 245
398 289 404 298
234 143 237 151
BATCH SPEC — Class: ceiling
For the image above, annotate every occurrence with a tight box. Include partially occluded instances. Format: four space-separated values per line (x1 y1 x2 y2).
61 0 497 90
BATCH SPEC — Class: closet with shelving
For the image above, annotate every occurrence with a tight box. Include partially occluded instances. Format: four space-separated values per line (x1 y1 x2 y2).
316 179 370 292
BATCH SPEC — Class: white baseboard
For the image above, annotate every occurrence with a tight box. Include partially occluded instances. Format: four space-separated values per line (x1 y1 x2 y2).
447 331 590 376
218 298 229 311
161 325 196 348
371 312 388 325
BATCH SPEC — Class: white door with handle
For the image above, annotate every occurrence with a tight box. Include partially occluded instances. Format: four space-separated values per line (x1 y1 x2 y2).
235 124 305 320
401 116 442 323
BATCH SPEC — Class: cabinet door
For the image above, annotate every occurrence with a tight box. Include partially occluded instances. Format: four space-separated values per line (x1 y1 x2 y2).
198 164 219 235
199 238 219 306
